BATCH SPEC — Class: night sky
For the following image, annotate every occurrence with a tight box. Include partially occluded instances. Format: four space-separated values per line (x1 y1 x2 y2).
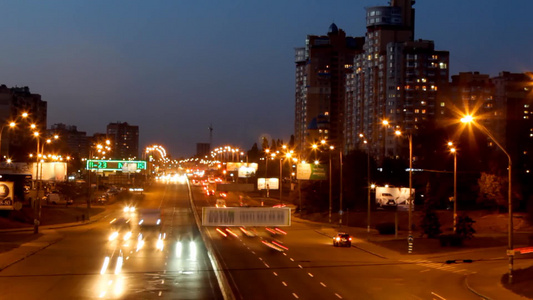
1 0 531 158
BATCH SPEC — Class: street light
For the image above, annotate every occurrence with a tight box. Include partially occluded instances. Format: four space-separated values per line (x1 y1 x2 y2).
447 142 458 233
265 149 270 197
393 128 414 254
360 133 372 233
461 115 513 283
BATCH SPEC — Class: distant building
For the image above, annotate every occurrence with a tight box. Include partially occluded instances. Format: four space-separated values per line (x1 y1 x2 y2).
345 0 449 162
294 23 364 155
0 85 47 162
49 123 89 160
106 122 139 160
196 143 210 158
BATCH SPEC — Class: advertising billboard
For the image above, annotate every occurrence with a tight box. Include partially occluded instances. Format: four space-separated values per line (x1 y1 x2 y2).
202 207 291 226
375 186 414 211
238 166 256 178
32 162 67 181
296 163 327 180
0 181 14 210
257 178 279 190
226 162 258 172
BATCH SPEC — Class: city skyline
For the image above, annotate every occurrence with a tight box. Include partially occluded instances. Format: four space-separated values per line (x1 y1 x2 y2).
1 0 532 157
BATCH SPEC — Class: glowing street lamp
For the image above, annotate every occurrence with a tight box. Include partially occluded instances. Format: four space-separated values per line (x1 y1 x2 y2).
447 142 458 233
461 114 514 283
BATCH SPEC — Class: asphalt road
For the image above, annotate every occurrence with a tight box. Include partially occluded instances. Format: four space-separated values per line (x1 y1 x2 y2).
192 186 483 300
0 181 223 299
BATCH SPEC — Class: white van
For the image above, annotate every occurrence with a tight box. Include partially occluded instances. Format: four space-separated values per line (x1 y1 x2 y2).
44 193 73 205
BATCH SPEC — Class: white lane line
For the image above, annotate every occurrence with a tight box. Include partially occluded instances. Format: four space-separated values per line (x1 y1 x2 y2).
290 258 294 261
298 264 303 269
283 253 287 256
335 293 343 299
252 251 256 254
273 272 278 276
282 281 287 286
158 291 162 296
259 257 263 261
320 282 327 287
308 272 314 277
431 292 446 300
264 263 270 268
292 293 299 298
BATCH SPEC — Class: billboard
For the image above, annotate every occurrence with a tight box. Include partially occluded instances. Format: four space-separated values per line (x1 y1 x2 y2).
0 182 14 210
375 186 414 211
32 162 67 181
202 207 291 226
296 163 327 180
226 162 258 172
238 166 256 178
257 178 279 190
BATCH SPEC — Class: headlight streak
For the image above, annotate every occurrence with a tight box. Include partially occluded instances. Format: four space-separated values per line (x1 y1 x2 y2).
115 255 123 275
176 241 183 258
189 241 197 260
100 256 110 275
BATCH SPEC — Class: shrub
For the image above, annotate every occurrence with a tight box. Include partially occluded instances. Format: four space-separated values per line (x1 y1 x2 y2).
376 222 396 235
456 215 476 239
420 210 442 238
439 234 463 247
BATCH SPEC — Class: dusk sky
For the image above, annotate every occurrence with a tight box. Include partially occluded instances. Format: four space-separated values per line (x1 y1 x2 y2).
1 0 532 158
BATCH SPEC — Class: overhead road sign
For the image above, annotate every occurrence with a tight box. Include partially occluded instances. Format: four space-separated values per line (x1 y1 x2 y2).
86 160 147 172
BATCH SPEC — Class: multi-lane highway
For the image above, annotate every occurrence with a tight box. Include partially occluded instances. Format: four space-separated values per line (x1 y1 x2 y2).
0 179 222 299
191 185 482 300
0 178 509 299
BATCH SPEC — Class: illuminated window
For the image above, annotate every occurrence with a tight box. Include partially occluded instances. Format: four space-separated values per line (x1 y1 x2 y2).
414 109 420 113
440 102 445 107
439 62 447 69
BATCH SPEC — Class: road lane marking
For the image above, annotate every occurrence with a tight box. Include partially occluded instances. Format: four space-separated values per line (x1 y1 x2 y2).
290 258 294 261
308 272 313 277
320 282 327 287
282 281 287 286
335 293 343 299
264 263 270 268
298 264 303 269
273 272 278 276
292 293 299 298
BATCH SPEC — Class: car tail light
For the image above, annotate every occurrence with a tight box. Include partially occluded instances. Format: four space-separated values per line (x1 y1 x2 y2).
349 237 352 241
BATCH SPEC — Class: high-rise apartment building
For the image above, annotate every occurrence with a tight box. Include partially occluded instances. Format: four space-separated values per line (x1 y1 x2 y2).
49 123 89 160
294 24 363 155
345 0 449 161
106 122 139 160
0 85 47 162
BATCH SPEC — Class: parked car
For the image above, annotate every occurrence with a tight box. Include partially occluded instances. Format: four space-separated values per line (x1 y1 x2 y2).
43 193 73 205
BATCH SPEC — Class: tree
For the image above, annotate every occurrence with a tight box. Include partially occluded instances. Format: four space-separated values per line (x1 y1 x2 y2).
261 137 269 151
477 172 506 210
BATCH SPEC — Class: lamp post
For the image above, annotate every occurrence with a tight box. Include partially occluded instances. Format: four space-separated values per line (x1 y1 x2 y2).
265 149 270 198
394 129 413 254
33 131 41 234
461 115 513 283
448 142 458 233
0 122 16 160
339 149 343 227
360 134 371 233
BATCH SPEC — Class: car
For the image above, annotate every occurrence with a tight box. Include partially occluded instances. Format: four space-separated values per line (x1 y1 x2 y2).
215 199 226 208
109 217 133 241
333 232 352 247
